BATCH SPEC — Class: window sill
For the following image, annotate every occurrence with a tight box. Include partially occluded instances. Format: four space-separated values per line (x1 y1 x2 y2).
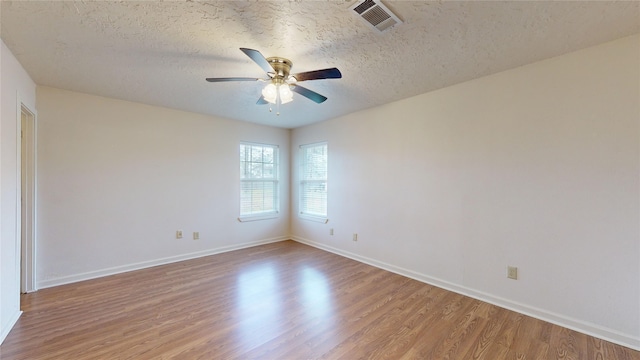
238 213 279 222
299 213 328 223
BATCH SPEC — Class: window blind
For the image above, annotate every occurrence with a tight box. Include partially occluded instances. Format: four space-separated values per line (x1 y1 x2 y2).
240 143 279 218
300 142 328 219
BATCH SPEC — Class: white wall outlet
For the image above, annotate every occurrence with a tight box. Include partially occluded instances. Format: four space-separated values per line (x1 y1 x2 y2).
176 230 183 239
507 266 518 280
353 233 358 241
330 228 334 236
193 232 200 240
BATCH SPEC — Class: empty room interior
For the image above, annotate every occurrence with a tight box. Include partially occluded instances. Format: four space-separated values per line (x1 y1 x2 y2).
1 1 639 359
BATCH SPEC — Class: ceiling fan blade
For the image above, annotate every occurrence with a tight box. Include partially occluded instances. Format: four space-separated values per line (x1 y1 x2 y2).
240 48 275 74
206 77 261 82
256 96 269 105
291 68 342 82
291 85 328 104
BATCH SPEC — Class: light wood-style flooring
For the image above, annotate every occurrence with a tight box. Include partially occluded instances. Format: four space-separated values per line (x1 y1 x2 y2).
1 241 638 359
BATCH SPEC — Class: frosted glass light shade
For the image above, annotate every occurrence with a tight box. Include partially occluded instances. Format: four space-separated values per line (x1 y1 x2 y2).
279 85 293 104
262 83 278 104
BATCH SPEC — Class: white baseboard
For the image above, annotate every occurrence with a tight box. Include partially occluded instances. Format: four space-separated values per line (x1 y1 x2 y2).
0 309 22 345
292 236 640 351
37 236 289 289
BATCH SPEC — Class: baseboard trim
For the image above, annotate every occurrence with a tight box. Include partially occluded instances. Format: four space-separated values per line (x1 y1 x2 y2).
292 236 640 351
0 310 22 345
37 236 289 289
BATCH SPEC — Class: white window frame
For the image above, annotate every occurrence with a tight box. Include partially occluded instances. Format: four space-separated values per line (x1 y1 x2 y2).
239 142 279 222
299 142 328 223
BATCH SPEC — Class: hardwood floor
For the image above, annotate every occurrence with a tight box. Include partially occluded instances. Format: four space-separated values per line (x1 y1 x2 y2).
1 240 638 359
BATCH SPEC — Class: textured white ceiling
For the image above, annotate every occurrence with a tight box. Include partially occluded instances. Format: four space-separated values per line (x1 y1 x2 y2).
1 1 638 128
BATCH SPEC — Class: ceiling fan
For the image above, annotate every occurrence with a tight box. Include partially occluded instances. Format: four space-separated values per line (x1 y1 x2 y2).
206 48 342 115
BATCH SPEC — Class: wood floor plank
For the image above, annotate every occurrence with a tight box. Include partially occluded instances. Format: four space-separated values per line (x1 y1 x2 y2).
548 325 583 360
464 303 510 359
1 240 638 359
427 300 487 359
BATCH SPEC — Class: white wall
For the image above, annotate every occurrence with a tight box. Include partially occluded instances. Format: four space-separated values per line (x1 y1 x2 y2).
35 87 290 288
3 32 638 350
291 34 640 349
0 40 36 343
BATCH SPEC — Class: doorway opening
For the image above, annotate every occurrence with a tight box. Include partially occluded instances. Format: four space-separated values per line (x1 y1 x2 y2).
20 104 37 293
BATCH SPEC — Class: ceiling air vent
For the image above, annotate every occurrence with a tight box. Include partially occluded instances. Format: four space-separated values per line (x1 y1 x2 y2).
350 0 402 32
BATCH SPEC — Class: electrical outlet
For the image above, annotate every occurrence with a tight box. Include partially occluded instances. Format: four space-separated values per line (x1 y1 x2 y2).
193 232 200 240
330 228 334 236
353 233 358 241
176 230 183 239
507 266 518 280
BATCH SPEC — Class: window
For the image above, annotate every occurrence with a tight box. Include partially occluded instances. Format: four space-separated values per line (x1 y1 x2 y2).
239 143 279 220
300 142 328 221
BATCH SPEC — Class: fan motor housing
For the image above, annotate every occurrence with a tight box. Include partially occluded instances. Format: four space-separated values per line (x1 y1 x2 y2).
266 57 292 78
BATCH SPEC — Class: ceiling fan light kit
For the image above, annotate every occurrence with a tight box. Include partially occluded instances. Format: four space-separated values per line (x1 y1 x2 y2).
261 56 294 106
261 83 293 105
206 48 342 116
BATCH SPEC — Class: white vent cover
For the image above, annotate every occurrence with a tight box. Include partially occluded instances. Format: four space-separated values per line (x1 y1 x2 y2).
350 0 402 32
